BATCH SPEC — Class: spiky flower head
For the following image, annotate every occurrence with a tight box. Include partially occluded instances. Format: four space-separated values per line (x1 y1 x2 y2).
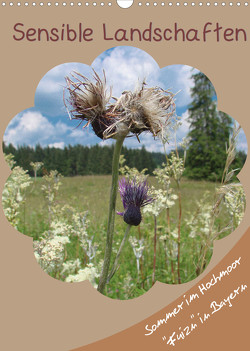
65 70 117 139
117 177 154 226
111 83 176 141
65 70 176 141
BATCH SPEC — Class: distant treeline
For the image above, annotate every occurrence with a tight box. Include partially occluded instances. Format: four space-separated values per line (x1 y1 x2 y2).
3 143 166 176
3 142 246 179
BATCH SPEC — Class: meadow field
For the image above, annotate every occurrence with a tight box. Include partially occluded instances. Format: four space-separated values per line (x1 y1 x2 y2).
13 174 234 299
19 175 220 237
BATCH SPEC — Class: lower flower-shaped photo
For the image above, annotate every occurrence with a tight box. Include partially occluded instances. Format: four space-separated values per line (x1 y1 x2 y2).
2 47 247 299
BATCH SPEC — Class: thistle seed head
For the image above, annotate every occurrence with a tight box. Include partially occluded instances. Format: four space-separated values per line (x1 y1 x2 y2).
111 84 176 140
65 70 117 139
65 70 176 141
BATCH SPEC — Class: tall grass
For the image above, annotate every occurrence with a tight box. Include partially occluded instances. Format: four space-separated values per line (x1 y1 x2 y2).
13 174 233 299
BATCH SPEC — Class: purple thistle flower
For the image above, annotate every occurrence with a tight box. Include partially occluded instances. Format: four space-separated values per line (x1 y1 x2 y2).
117 178 154 226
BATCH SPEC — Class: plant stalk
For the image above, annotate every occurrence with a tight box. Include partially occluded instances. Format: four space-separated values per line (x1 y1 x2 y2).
138 225 145 288
166 208 176 283
152 215 157 286
107 224 131 283
177 183 182 284
97 136 125 293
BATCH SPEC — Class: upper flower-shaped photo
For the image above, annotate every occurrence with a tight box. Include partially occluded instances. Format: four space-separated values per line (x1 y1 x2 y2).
2 46 247 299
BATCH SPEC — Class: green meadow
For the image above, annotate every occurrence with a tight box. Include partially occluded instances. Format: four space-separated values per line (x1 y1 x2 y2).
20 175 219 237
16 175 230 299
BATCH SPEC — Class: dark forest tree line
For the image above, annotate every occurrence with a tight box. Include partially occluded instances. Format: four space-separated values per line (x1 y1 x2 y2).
2 143 165 177
3 141 246 180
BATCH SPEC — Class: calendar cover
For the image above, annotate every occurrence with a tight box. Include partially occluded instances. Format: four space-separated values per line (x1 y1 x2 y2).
0 2 249 350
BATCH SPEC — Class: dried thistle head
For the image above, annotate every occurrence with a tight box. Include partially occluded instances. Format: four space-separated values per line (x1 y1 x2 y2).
65 70 176 141
65 70 117 139
109 83 176 141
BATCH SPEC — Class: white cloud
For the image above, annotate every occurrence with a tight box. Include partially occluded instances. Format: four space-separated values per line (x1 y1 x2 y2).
48 142 65 149
99 139 114 147
92 48 198 108
158 65 198 107
175 65 196 106
54 121 71 134
92 47 160 97
237 128 248 152
4 111 54 146
176 110 190 142
4 110 70 147
68 125 99 146
69 129 86 139
36 62 91 94
34 62 92 117
37 78 62 94
123 133 163 153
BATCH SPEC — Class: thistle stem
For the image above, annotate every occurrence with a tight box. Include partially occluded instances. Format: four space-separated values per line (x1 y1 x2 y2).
107 224 131 283
97 136 125 293
166 207 176 283
152 215 157 286
138 225 145 288
177 183 182 284
199 240 210 275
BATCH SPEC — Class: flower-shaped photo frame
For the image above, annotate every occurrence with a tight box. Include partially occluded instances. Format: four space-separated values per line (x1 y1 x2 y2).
2 46 247 299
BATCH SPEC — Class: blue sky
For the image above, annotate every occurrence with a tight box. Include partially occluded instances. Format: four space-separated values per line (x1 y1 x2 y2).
3 46 247 153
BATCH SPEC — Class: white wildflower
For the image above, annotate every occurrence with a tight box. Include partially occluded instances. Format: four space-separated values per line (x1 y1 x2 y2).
50 219 74 237
224 183 245 228
82 236 98 262
2 154 32 228
129 236 145 273
185 194 213 239
122 273 135 299
143 187 176 217
41 170 62 207
153 165 171 187
179 136 191 150
167 153 185 183
34 234 70 274
119 154 148 182
30 161 44 178
62 259 82 275
65 263 99 288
